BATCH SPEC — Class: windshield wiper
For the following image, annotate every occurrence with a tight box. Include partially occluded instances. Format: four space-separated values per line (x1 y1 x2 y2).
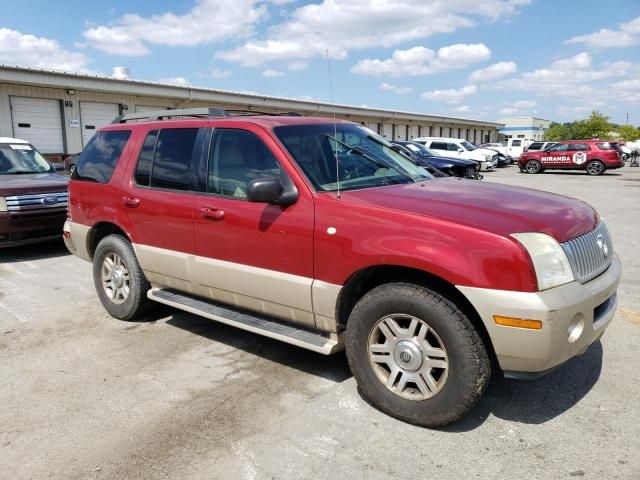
326 135 416 183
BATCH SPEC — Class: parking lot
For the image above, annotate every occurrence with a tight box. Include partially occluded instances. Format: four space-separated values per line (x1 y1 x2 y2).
1 165 639 480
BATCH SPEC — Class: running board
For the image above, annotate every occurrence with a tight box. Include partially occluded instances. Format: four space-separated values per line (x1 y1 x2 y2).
148 288 343 355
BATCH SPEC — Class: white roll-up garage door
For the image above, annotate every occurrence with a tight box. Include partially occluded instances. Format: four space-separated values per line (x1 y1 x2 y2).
366 122 379 134
395 125 407 141
80 102 120 147
381 123 393 139
10 97 64 154
409 125 420 140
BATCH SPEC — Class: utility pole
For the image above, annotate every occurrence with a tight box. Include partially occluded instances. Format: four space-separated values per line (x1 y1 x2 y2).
626 113 630 125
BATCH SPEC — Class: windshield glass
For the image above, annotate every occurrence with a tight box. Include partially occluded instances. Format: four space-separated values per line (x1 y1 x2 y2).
0 143 52 174
460 141 476 151
274 124 432 192
404 143 435 156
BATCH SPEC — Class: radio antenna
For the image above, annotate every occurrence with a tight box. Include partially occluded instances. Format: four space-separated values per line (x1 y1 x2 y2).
326 49 341 199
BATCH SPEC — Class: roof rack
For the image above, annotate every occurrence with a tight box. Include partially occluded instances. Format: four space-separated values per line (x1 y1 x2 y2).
112 107 304 124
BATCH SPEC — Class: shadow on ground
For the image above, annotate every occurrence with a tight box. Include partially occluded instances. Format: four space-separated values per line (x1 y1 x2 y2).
162 306 603 429
165 309 352 384
0 239 69 263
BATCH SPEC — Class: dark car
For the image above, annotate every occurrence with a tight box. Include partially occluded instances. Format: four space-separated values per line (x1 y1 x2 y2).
0 137 69 247
393 141 482 179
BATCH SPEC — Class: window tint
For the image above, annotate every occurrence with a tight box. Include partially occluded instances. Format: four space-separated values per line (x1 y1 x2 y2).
596 142 620 151
208 129 281 198
568 143 590 151
528 142 543 150
446 143 459 151
548 143 569 152
511 140 522 147
134 130 158 186
430 142 447 150
73 130 130 183
150 128 199 191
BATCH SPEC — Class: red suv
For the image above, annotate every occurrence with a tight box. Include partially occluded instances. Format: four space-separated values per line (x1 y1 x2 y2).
64 108 621 427
519 140 624 175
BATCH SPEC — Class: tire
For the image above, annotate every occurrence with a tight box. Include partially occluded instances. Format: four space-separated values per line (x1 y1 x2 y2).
93 234 153 320
586 160 605 176
524 159 542 174
345 283 490 428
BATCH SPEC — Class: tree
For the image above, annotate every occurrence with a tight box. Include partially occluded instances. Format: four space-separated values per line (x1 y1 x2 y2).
617 124 640 141
545 111 614 141
545 122 573 141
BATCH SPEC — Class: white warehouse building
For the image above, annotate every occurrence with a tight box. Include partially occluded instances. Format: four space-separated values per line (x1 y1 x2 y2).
0 65 502 159
497 116 550 141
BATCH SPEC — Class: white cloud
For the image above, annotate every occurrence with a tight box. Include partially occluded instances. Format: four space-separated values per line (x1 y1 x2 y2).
498 107 518 115
158 76 190 86
353 44 491 77
380 82 413 94
454 105 471 112
469 61 516 82
217 0 529 66
287 61 308 71
0 28 90 72
512 100 536 108
262 68 285 77
83 0 277 56
210 69 231 79
421 84 478 104
566 16 640 49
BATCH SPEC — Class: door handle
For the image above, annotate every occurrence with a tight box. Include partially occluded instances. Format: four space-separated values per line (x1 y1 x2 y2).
200 207 225 221
122 197 140 208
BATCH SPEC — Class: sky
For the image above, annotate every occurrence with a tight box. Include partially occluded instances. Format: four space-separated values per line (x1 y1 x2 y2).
0 0 639 124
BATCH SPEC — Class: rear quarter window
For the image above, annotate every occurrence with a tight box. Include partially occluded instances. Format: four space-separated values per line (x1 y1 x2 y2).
596 142 620 151
73 130 131 183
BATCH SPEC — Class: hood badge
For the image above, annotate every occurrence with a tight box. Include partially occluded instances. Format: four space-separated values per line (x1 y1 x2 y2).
41 196 58 205
596 233 609 259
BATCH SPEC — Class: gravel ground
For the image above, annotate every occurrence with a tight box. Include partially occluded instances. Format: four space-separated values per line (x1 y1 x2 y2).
1 165 639 480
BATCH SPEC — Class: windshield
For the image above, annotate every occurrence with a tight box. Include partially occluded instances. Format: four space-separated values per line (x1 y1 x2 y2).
404 142 435 156
274 124 432 192
0 143 52 174
460 141 476 151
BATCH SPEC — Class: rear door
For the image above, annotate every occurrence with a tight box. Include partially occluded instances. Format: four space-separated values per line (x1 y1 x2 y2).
80 102 120 147
122 125 203 290
192 125 316 327
507 139 523 158
10 97 64 154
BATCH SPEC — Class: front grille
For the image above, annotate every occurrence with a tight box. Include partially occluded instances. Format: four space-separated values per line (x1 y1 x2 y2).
464 166 476 178
5 192 68 212
561 222 613 284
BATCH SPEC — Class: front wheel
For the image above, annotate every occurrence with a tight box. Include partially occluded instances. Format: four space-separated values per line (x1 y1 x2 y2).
524 159 542 174
345 283 490 427
586 160 605 176
93 234 154 320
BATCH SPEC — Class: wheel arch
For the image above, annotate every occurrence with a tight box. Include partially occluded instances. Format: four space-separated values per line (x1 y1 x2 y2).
87 221 131 259
335 264 497 366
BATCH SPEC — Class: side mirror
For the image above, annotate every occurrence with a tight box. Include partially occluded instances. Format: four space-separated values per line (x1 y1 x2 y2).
457 148 464 153
246 176 298 206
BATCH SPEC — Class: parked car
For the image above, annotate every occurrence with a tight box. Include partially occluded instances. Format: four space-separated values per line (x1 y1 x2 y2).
526 141 557 153
505 138 534 159
479 142 507 156
65 153 81 174
619 143 631 161
64 108 621 427
392 141 482 179
519 140 625 175
0 137 69 247
412 137 497 171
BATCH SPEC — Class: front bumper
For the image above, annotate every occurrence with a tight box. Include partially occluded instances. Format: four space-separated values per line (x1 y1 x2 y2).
457 255 621 375
0 210 66 248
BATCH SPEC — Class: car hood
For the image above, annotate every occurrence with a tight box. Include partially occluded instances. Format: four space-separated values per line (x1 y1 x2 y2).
0 172 69 196
340 178 597 243
472 147 498 156
418 155 475 168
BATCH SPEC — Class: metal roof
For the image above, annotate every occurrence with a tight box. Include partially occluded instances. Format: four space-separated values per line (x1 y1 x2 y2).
0 64 503 128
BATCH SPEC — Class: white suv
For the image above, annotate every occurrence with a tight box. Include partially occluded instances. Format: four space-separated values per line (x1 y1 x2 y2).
412 137 497 171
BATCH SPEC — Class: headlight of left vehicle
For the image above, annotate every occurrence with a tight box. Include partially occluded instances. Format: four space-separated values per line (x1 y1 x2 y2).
0 197 7 212
511 232 574 291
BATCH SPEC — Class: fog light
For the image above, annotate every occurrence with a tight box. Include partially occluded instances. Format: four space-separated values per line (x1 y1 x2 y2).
493 315 542 330
567 314 585 343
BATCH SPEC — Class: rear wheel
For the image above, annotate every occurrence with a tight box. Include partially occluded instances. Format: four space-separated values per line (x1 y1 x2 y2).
586 160 605 176
93 234 153 320
345 283 490 427
524 159 543 174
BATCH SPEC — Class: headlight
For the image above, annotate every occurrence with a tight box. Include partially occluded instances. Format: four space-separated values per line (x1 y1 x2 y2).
0 197 7 212
511 232 574 290
484 154 491 161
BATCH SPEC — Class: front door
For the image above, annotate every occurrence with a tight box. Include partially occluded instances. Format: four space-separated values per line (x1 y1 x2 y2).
193 126 316 327
540 143 574 168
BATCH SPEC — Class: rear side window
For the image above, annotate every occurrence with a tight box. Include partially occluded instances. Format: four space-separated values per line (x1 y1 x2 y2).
511 140 522 147
148 128 199 191
596 142 620 151
134 130 158 185
430 142 447 150
73 130 131 183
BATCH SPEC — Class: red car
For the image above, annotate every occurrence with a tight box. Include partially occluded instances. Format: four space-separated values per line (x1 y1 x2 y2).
519 140 625 175
63 108 621 427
